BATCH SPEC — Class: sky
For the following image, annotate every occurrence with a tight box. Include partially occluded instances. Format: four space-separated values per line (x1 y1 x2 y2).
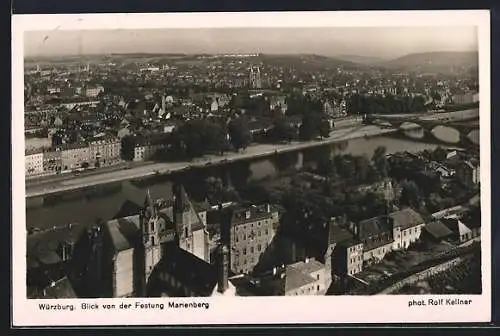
24 26 478 60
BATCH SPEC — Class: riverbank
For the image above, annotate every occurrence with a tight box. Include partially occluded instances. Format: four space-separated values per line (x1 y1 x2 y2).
25 124 395 198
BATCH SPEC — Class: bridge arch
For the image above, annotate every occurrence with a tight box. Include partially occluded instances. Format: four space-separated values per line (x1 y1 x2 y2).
431 125 461 144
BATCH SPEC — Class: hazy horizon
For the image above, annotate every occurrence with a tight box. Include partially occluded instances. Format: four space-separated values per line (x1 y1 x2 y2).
24 27 478 60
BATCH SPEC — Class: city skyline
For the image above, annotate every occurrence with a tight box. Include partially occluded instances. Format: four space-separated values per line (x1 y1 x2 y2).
24 26 478 59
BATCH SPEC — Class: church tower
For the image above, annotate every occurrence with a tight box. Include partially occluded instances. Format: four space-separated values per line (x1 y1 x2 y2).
173 183 194 254
138 189 163 296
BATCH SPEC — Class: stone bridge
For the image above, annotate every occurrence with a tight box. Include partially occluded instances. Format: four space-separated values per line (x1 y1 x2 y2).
364 112 480 147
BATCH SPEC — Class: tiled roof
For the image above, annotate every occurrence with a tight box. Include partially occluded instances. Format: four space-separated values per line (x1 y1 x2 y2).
154 246 218 296
289 258 324 275
389 208 425 230
441 218 472 236
329 226 355 246
424 221 454 239
358 216 392 239
105 215 141 252
284 266 317 292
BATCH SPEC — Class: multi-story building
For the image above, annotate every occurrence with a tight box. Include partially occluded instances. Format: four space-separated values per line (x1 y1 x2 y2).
60 143 92 171
85 85 104 98
225 204 280 275
336 239 364 276
88 137 121 168
270 96 287 114
42 148 62 174
131 134 169 162
256 258 328 296
25 150 44 177
456 160 480 186
389 208 426 250
353 217 394 264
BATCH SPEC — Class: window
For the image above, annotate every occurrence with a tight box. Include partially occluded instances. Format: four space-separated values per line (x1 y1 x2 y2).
257 244 261 252
151 237 155 245
151 222 155 232
316 274 320 280
250 246 254 253
317 285 320 291
243 248 247 255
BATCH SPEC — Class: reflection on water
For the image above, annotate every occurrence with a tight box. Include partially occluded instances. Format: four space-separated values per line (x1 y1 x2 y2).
26 136 443 230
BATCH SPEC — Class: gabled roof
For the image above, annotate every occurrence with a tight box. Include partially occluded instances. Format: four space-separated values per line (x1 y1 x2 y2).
389 208 425 230
284 266 317 292
329 225 355 246
358 216 392 239
424 220 454 239
441 218 472 236
289 258 324 275
155 246 218 296
105 215 141 253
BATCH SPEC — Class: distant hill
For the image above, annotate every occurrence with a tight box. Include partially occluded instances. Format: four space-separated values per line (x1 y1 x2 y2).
259 53 368 70
334 54 386 65
379 51 479 73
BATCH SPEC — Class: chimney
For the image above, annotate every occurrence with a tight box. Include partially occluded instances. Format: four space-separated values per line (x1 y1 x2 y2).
217 244 229 294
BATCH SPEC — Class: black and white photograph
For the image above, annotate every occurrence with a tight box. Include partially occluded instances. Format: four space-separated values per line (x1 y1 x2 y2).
12 11 491 325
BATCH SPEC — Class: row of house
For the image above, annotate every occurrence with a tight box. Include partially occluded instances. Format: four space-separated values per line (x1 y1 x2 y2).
254 205 480 296
25 135 122 177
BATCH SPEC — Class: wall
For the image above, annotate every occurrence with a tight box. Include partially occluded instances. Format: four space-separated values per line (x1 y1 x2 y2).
113 248 135 297
192 229 208 262
400 224 425 249
347 244 364 275
363 242 393 264
378 256 463 294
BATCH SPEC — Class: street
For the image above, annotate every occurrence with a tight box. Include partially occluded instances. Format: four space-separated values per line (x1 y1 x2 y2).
26 124 394 198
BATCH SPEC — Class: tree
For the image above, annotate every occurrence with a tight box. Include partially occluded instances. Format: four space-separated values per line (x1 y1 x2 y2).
431 91 442 102
372 146 388 179
120 135 136 161
319 119 331 138
228 117 252 151
432 147 448 162
400 180 421 208
271 117 296 143
205 176 225 205
353 155 371 183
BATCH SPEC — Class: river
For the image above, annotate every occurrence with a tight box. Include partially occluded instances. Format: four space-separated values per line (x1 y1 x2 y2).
26 135 449 231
